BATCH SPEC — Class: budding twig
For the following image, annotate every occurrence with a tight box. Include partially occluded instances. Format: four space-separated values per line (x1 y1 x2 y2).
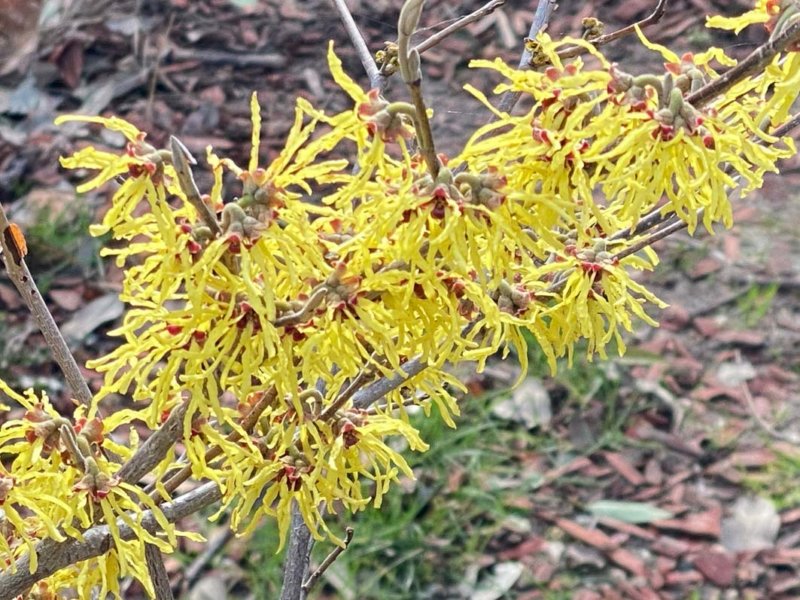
556 0 668 61
169 136 222 237
0 203 94 408
398 0 440 178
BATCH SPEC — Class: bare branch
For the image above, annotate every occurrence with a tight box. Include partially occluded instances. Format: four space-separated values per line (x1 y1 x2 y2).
330 0 385 90
117 400 188 485
415 0 506 55
302 527 354 594
145 544 174 600
181 527 235 591
0 203 94 408
280 503 317 600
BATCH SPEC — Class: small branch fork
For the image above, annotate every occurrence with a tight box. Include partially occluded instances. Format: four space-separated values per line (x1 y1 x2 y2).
415 0 506 56
302 527 354 594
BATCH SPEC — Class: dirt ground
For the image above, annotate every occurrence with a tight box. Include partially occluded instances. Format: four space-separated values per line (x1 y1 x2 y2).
1 0 800 598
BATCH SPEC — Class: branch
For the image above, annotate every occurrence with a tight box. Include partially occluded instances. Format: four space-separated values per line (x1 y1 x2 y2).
302 527 354 594
415 0 506 55
145 543 174 600
318 364 374 420
556 0 668 60
398 0 440 178
495 0 558 115
279 503 317 600
687 17 800 108
330 0 385 90
0 482 222 600
0 203 94 408
169 136 222 237
117 399 188 485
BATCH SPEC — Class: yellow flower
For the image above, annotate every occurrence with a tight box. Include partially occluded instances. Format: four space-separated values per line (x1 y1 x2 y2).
706 0 779 33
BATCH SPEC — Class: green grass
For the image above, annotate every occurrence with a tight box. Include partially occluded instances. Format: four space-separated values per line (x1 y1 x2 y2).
22 201 98 288
736 283 778 328
743 447 800 510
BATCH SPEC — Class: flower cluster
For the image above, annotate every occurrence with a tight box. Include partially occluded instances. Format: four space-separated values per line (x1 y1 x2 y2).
0 2 797 597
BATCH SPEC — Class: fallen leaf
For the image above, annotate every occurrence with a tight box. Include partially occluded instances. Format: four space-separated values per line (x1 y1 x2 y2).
654 507 722 538
555 518 614 550
689 256 723 279
603 452 645 486
588 500 672 524
720 496 780 552
491 377 551 429
60 293 124 346
470 562 524 600
715 330 766 347
715 360 756 386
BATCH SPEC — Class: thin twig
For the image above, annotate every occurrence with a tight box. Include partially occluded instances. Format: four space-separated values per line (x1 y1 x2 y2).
0 204 94 408
330 0 384 90
613 214 685 261
169 136 221 237
415 0 506 55
556 0 669 60
302 527 354 594
319 365 374 420
181 526 235 591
